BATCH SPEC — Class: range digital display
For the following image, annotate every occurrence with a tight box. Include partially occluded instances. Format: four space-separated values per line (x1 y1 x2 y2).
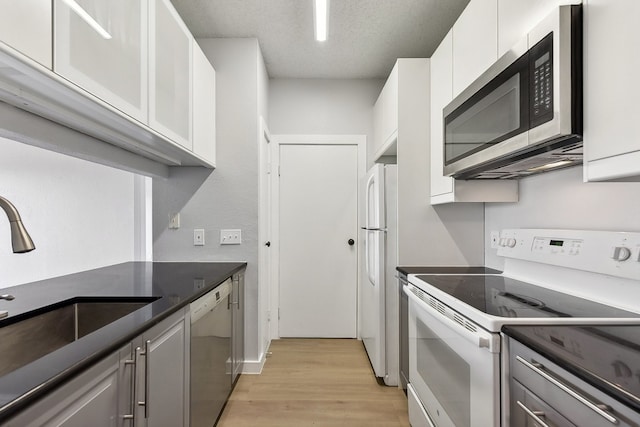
549 240 564 247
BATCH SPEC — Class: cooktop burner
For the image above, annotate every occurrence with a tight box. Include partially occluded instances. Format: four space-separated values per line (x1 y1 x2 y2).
414 274 640 320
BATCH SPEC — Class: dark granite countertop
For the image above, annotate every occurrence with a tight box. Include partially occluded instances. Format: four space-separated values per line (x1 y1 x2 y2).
0 261 246 421
396 266 502 275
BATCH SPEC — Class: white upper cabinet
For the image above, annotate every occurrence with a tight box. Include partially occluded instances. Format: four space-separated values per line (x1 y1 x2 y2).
372 64 399 162
497 0 580 57
430 30 454 199
54 0 149 123
430 29 518 205
192 41 216 166
452 0 498 98
149 0 193 150
584 0 640 181
0 0 52 68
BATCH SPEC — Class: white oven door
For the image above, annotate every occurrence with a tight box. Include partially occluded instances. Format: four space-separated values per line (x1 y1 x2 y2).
406 284 500 427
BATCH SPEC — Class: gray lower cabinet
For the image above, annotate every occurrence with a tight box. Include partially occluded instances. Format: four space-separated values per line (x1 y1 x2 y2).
137 309 189 427
231 271 244 383
4 308 188 427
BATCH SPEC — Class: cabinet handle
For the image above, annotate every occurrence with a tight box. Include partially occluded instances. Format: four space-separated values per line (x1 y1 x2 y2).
137 341 151 419
233 276 240 310
516 356 617 424
122 355 137 424
516 401 550 427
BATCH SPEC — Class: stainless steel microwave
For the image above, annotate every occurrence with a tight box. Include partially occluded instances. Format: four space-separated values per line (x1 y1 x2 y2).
443 5 582 179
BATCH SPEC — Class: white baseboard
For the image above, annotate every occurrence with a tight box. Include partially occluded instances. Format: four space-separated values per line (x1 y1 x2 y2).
241 352 267 374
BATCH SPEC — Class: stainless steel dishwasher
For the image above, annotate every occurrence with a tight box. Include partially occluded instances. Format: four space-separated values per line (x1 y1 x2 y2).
190 278 232 427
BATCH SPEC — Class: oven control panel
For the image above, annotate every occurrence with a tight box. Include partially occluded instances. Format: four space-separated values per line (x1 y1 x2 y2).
497 229 640 281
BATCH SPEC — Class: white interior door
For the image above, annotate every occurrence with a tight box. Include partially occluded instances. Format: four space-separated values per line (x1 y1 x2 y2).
279 143 359 338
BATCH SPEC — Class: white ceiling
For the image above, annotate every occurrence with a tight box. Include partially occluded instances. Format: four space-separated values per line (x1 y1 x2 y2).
171 0 469 79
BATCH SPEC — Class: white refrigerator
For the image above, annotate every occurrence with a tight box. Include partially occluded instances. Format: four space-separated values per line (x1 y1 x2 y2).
360 163 398 386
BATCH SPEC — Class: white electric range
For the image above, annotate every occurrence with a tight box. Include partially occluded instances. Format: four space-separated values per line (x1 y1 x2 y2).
405 229 640 427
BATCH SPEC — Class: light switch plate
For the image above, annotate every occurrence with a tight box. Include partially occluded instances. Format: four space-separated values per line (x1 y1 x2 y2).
194 229 205 246
169 213 180 229
220 229 242 245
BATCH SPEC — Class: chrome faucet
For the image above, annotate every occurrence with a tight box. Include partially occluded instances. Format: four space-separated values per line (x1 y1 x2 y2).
0 196 35 253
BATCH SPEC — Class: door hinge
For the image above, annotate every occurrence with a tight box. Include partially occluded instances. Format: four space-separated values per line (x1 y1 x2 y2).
278 165 281 177
278 308 281 320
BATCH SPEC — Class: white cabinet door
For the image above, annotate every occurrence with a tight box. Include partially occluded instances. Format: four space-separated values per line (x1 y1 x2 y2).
149 0 193 150
192 41 216 166
0 0 52 68
140 310 188 427
497 0 580 57
584 0 640 181
452 0 498 97
373 63 399 161
54 0 148 123
430 30 454 198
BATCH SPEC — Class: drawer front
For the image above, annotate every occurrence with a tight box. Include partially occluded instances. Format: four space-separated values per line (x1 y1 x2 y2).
509 340 640 427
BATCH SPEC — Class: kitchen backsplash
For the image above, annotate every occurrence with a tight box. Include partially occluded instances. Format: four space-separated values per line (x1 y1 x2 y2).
0 137 137 288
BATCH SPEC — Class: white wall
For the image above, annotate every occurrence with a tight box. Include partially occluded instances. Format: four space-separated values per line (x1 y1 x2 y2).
269 78 384 167
153 38 264 370
0 136 136 288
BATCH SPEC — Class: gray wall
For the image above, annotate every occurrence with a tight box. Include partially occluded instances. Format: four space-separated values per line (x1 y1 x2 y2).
153 38 263 365
269 78 384 167
0 136 136 288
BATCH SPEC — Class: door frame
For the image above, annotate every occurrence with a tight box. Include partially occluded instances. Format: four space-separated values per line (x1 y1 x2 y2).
267 134 366 340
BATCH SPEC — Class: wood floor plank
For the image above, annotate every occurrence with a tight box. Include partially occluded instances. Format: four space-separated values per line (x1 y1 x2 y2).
218 339 409 426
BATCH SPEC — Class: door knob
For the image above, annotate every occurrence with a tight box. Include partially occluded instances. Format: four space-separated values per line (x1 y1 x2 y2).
348 239 355 246
265 241 271 247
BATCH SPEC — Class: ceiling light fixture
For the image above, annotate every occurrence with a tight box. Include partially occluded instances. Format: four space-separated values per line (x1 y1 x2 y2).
314 0 329 42
61 0 112 39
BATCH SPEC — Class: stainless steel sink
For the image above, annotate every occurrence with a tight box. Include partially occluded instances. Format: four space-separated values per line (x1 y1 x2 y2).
0 298 156 377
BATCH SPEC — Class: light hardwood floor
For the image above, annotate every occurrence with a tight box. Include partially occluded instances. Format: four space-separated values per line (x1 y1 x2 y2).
217 339 410 427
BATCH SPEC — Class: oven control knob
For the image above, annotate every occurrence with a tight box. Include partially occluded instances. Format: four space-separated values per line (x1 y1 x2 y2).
507 238 517 248
611 246 632 262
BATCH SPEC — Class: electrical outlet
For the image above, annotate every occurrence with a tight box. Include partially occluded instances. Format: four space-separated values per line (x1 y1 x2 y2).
490 231 500 249
220 229 242 245
169 213 180 229
194 229 205 246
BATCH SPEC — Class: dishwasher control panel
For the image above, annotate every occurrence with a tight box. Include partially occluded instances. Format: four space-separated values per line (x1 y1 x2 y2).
190 278 231 324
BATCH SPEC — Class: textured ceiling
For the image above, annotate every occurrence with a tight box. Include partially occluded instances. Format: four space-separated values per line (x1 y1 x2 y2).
171 0 469 79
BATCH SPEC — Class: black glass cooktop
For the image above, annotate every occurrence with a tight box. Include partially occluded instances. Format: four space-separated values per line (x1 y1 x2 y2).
504 324 640 412
397 266 501 275
415 274 640 319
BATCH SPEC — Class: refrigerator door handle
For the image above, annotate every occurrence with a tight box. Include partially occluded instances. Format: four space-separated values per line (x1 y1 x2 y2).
361 227 387 231
365 171 377 228
366 230 378 286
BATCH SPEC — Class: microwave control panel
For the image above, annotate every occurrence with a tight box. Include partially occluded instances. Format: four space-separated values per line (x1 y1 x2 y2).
530 32 554 126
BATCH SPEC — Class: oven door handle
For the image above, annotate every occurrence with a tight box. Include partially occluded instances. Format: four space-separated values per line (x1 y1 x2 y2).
404 284 499 353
